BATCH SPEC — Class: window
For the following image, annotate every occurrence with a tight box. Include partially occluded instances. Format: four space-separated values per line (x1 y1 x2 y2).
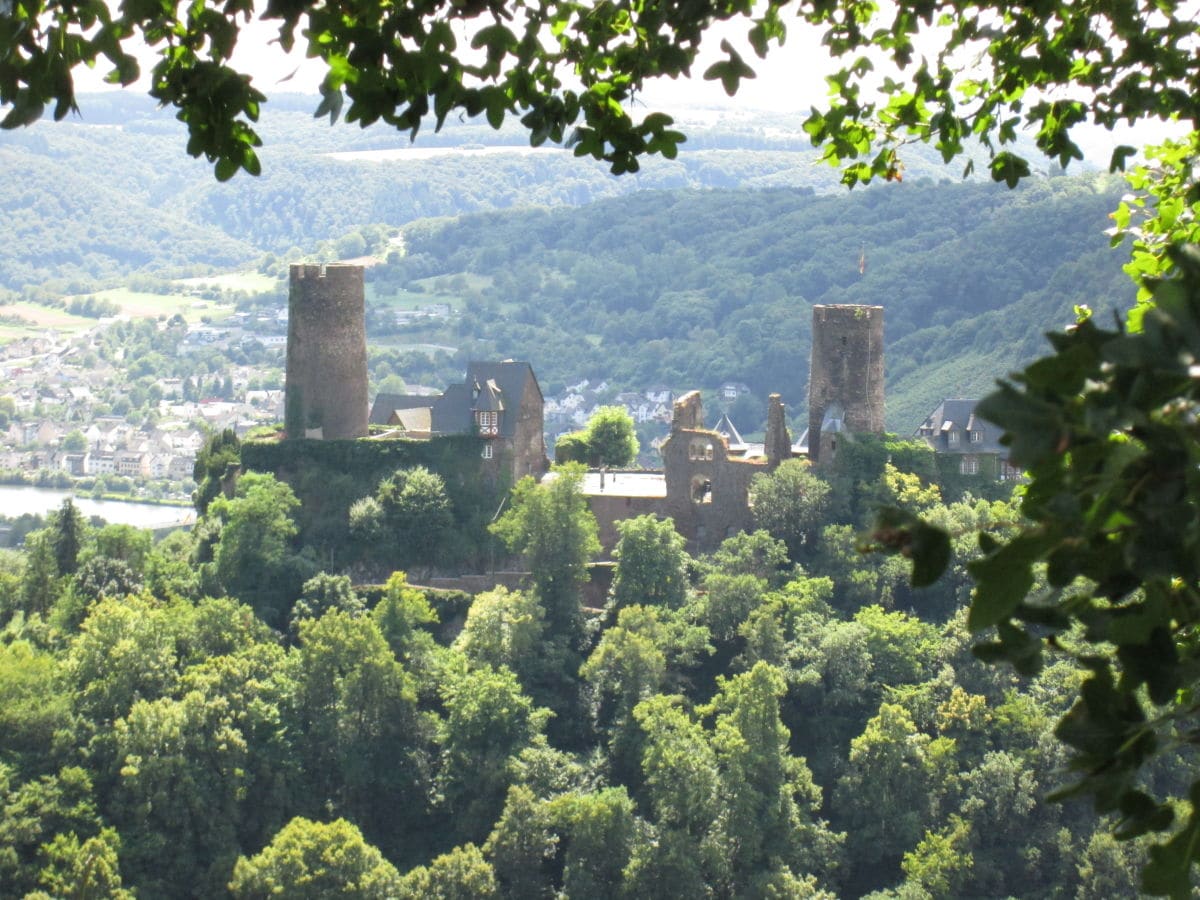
960 456 979 475
948 430 960 445
970 430 983 443
477 411 499 435
481 444 493 459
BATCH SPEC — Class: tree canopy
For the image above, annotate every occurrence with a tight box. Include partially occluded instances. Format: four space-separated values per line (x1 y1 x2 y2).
5 0 1198 184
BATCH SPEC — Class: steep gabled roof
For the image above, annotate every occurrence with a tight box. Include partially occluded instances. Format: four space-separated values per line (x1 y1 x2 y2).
369 393 435 426
915 398 1006 454
463 361 540 439
473 378 505 413
431 382 473 434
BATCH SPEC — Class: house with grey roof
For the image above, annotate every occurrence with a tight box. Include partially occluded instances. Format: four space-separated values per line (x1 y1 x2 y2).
368 360 548 482
915 398 1021 481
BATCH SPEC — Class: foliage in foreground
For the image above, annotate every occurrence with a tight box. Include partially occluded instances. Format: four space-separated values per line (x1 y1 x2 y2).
885 246 1200 896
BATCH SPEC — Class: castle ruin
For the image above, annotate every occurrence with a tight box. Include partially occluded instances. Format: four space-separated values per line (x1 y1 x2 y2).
285 263 369 440
807 304 884 465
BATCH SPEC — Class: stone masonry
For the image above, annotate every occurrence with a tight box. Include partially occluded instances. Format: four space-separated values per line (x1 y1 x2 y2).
807 304 884 465
285 264 369 440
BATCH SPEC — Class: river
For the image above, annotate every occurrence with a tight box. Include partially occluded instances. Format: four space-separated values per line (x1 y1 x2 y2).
0 485 195 530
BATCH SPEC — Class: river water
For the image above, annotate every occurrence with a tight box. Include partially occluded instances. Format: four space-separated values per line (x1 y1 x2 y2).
0 485 194 530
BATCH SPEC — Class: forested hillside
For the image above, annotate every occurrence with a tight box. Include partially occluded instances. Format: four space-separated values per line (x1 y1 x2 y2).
0 93 1131 433
381 177 1130 430
0 449 1165 898
0 92 1036 294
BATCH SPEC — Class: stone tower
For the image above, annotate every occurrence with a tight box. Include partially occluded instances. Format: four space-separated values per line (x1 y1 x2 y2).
807 304 884 465
285 263 368 440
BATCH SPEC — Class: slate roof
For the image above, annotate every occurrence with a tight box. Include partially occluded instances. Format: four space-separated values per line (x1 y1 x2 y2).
370 361 540 439
474 378 505 412
915 398 1006 454
462 361 540 439
431 383 473 434
369 393 435 426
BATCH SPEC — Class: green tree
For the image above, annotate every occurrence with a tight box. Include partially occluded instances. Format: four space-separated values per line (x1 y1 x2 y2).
454 585 545 678
112 690 247 896
546 788 638 899
834 703 944 887
398 843 498 900
66 595 180 728
370 571 439 670
48 498 86 578
288 571 364 642
582 606 669 782
229 817 402 899
559 405 640 468
609 514 689 611
0 765 102 897
491 464 599 644
18 530 61 617
203 472 310 626
483 786 556 899
628 694 725 897
437 663 550 843
192 428 240 516
35 827 133 900
285 611 429 850
749 459 832 561
60 429 87 453
705 662 842 892
88 524 153 573
374 465 454 573
0 641 74 766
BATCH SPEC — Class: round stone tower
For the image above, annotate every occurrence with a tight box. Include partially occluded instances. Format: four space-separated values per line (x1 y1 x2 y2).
285 263 368 440
807 304 884 465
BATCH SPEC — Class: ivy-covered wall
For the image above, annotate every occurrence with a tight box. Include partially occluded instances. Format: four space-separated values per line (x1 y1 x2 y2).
242 436 507 570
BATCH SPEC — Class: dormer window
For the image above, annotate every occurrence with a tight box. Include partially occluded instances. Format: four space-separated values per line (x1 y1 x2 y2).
948 430 960 446
970 429 983 443
476 410 499 436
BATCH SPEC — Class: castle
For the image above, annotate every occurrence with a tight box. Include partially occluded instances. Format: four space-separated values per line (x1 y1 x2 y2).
282 264 887 555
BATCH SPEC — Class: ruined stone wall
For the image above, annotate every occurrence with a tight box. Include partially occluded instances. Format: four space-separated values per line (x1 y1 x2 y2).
285 264 368 440
807 304 884 464
764 393 791 469
659 392 761 553
588 494 669 555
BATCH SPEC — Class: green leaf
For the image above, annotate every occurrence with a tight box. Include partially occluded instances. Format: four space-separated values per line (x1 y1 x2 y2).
1143 799 1200 899
908 518 951 587
214 155 239 181
967 533 1048 631
989 151 1031 188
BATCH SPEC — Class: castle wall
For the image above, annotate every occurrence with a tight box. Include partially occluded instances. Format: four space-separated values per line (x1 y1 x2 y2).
807 304 884 464
658 392 760 553
285 264 368 440
589 494 669 554
511 375 549 480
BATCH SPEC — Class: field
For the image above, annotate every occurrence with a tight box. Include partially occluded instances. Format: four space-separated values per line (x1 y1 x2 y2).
0 302 96 335
174 272 280 293
87 288 237 321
